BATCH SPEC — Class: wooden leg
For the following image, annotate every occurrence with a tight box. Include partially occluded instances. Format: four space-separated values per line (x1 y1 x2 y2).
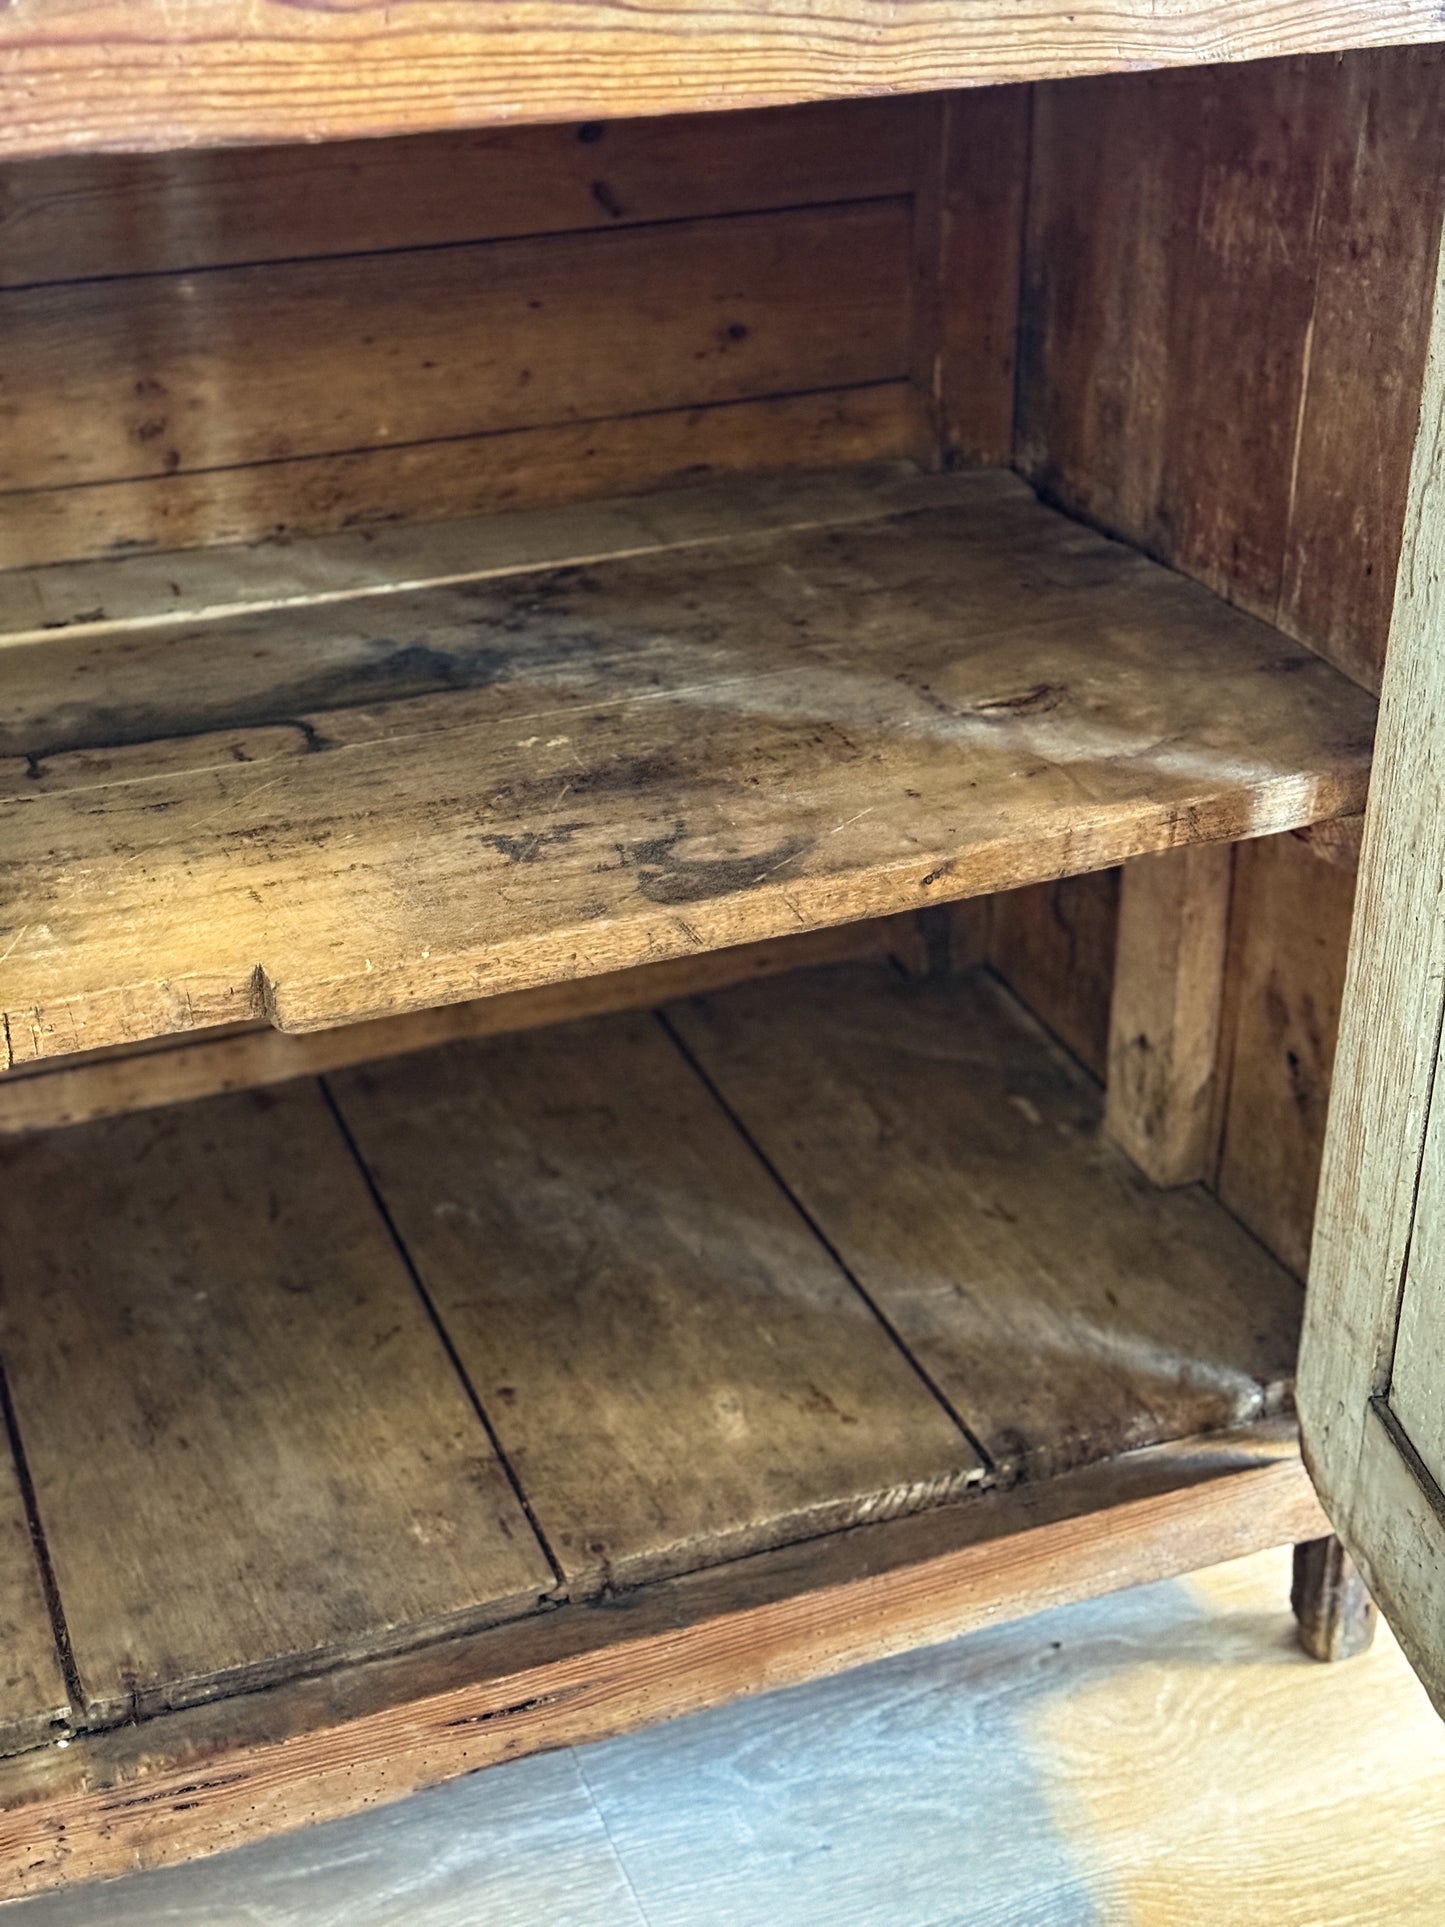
1292 1535 1378 1661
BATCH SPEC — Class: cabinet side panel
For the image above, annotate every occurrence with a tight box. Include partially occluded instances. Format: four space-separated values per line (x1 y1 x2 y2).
1018 45 1444 693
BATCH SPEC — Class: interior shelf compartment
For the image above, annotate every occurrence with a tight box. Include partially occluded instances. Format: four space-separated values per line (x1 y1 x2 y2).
0 464 1375 1070
0 958 1320 1894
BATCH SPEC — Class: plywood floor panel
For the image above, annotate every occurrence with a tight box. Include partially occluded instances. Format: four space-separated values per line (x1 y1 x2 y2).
0 466 1374 1066
669 964 1302 1479
330 1012 983 1593
0 1084 553 1723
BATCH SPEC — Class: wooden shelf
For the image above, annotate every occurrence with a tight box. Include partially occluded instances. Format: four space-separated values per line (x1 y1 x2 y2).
1 1 1437 161
0 466 1375 1070
0 958 1317 1894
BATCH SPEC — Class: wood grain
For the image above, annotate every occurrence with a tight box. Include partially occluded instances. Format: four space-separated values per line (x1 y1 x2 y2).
1017 46 1444 692
1297 208 1445 1720
332 1013 982 1594
0 202 910 494
1216 833 1355 1278
0 100 918 289
0 387 916 572
988 871 1120 1081
930 86 1032 468
0 1 1437 161
0 1082 553 1723
1105 845 1232 1188
669 965 1303 1481
1292 1535 1378 1662
0 918 911 1136
0 467 1376 1067
0 1428 68 1756
0 461 961 644
0 1425 1322 1899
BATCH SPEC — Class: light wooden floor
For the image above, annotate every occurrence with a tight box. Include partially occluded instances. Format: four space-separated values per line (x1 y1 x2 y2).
10 1545 1445 1925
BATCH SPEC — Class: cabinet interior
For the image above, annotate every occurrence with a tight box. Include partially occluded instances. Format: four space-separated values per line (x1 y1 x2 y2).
1 44 1437 1895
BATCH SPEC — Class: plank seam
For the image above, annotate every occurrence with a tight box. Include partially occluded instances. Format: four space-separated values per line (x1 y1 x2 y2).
654 1006 997 1480
0 192 913 299
0 379 911 516
0 1360 81 1729
316 1077 569 1595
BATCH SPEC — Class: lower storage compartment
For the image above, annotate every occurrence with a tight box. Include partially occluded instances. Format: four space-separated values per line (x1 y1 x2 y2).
0 958 1323 1894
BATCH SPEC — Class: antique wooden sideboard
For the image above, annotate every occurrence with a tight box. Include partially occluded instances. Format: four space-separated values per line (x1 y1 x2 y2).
1 0 1444 1897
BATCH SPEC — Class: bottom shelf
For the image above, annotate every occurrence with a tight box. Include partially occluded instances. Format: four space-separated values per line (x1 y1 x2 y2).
0 960 1317 1894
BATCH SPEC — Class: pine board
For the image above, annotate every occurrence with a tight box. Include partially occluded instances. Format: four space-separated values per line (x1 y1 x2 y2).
0 1433 68 1755
1 0 1437 161
330 1013 982 1594
0 467 1375 1067
0 100 917 290
0 1083 553 1723
669 964 1303 1479
0 203 909 496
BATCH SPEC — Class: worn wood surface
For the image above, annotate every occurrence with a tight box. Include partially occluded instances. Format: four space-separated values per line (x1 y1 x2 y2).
333 1014 982 1594
0 467 1375 1067
988 872 1120 1081
1216 833 1355 1278
911 87 1030 470
1381 1026 1445 1501
0 94 921 569
1 390 917 575
0 101 918 289
1105 845 1232 1188
670 966 1302 1482
0 1425 1321 1900
1018 46 1444 692
0 1083 553 1723
1297 212 1445 1721
0 462 959 643
1292 1535 1379 1662
0 919 909 1136
0 1432 68 1756
1 1 1438 160
0 203 908 497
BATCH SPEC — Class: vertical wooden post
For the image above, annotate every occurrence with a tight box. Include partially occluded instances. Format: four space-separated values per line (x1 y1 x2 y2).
1105 844 1233 1187
909 87 1030 470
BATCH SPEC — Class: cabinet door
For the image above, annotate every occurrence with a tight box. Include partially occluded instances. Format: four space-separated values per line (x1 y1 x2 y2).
1299 221 1445 1714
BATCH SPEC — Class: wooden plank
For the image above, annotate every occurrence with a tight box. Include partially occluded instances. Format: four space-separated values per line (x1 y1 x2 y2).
0 1423 1322 1899
1104 844 1233 1188
1378 1036 1445 1497
1216 834 1356 1278
0 99 918 290
0 1082 553 1723
669 964 1303 1481
0 1429 68 1756
0 918 911 1136
1 0 1439 161
0 386 915 572
1296 210 1445 1720
332 1014 982 1593
1017 48 1444 692
0 461 962 645
0 468 1376 1066
989 871 1120 1081
934 86 1032 467
1019 61 1325 624
1276 47 1445 693
0 201 909 497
